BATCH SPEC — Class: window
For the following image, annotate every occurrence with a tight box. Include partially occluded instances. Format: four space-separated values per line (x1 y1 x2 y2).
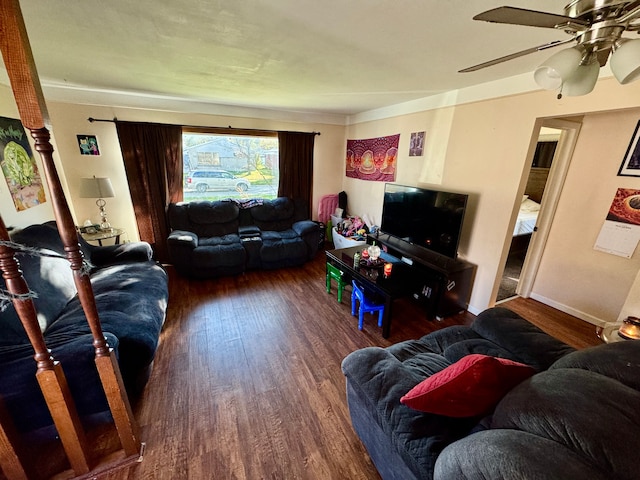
183 131 279 201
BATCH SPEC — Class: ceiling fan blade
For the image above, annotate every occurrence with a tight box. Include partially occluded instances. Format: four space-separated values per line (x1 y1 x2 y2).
458 39 574 73
474 6 589 29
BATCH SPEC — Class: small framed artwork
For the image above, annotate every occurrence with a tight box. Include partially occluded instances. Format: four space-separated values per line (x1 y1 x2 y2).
618 120 640 177
409 131 425 157
77 134 100 156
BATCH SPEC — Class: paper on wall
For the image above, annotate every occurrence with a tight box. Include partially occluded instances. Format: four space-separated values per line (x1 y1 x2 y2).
594 221 640 258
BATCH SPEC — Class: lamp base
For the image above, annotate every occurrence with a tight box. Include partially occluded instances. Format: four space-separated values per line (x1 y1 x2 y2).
618 316 640 340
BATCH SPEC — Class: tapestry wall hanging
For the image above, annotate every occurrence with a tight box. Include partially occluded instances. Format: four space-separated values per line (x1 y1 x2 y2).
346 134 399 182
0 116 46 211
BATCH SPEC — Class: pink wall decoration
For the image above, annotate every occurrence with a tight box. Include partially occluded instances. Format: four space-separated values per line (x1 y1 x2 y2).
346 134 399 182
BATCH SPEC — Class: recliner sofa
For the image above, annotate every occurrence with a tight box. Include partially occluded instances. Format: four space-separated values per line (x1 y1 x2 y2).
167 197 320 278
341 307 640 480
0 222 169 437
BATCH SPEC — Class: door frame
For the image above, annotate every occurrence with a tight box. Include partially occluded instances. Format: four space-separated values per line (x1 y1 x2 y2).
516 117 582 297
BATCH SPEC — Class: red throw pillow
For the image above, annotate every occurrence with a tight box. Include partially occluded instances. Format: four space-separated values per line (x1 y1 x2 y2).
400 354 536 417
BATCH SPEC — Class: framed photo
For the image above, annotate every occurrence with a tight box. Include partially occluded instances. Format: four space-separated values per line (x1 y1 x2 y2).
77 134 100 156
409 131 425 157
618 120 640 177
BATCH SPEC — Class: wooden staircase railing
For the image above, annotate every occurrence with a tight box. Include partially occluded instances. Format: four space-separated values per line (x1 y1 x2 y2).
0 0 142 477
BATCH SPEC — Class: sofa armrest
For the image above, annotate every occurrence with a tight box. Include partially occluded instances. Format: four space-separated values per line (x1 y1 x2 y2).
88 242 153 266
167 230 198 248
292 219 318 237
342 346 478 479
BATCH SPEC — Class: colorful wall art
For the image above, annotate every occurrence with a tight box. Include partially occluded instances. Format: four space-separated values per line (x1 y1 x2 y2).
346 134 399 182
0 116 46 211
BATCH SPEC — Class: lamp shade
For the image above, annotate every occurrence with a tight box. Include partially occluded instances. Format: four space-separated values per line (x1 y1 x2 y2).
611 39 640 85
562 60 600 96
79 176 115 198
534 47 583 90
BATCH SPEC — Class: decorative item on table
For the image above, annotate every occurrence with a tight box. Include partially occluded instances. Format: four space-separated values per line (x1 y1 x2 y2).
79 175 115 231
79 220 100 234
353 251 361 269
367 243 381 261
384 263 393 277
618 316 640 340
361 247 369 260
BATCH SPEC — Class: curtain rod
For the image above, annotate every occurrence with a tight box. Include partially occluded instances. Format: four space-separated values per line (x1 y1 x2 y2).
87 117 321 136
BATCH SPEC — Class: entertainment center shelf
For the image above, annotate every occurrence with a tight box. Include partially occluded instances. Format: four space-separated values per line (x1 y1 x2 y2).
368 232 476 320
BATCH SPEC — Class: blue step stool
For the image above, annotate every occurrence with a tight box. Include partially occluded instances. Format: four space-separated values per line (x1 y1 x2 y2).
351 280 385 330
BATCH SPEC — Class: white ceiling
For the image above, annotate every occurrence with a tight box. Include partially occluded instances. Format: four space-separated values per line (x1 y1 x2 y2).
12 1 586 117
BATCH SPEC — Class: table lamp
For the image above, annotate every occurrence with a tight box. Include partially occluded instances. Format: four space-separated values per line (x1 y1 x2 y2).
79 176 115 230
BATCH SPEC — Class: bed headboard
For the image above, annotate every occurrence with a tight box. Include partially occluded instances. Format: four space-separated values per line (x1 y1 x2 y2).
525 167 549 203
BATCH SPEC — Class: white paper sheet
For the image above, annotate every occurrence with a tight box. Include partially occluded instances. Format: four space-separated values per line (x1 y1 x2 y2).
594 221 640 258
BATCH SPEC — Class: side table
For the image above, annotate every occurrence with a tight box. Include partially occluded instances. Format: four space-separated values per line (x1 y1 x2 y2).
81 227 125 246
596 322 626 343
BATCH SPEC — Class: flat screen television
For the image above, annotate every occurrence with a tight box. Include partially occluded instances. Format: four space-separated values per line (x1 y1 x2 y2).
380 184 468 259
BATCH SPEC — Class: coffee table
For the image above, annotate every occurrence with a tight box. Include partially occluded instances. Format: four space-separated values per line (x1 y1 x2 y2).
325 245 416 338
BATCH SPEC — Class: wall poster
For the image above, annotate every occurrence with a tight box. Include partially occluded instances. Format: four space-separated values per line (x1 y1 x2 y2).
594 188 640 258
345 134 399 182
0 116 46 211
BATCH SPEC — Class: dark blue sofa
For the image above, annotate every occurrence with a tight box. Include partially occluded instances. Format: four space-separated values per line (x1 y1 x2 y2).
342 307 640 480
0 222 169 436
167 197 320 278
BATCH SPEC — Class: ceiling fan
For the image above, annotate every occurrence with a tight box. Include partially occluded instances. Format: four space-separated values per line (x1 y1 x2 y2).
460 0 640 96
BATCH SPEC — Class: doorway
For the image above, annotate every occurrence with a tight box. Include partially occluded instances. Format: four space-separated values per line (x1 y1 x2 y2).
496 118 582 303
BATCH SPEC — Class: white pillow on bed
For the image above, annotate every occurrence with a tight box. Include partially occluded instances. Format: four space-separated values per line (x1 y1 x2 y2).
520 198 541 212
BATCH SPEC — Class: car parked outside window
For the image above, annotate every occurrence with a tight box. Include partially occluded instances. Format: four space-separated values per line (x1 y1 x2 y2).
185 170 251 193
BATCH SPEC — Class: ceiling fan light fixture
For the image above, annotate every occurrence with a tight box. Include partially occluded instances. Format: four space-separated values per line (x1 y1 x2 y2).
534 47 583 90
562 59 600 96
611 39 640 85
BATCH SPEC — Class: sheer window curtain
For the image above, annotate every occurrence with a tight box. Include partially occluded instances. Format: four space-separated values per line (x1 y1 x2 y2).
115 121 182 263
277 131 315 216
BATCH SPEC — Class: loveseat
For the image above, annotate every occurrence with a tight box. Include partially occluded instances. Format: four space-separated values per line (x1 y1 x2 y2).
0 222 168 436
342 307 640 480
167 197 320 278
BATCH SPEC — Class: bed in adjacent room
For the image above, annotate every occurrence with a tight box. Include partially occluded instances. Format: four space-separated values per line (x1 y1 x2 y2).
513 196 541 236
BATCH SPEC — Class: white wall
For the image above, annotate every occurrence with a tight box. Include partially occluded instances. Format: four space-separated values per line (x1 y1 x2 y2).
533 109 640 324
344 77 640 325
3 101 347 238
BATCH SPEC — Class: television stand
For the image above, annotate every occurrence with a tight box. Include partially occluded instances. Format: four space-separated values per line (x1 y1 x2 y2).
368 233 476 320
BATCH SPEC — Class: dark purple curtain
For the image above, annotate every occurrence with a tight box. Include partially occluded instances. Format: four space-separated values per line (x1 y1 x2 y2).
277 131 315 216
115 121 182 263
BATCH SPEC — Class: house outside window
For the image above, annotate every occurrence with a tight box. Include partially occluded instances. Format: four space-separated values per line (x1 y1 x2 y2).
182 131 279 201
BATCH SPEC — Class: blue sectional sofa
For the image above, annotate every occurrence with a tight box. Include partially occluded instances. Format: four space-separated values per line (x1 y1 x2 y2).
167 197 320 278
0 222 169 436
342 307 640 480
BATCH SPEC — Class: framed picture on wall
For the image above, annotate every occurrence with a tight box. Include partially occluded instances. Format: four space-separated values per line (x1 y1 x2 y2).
618 120 640 177
77 134 100 155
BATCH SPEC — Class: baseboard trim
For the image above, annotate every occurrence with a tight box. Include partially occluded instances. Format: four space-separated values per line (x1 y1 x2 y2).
529 293 607 327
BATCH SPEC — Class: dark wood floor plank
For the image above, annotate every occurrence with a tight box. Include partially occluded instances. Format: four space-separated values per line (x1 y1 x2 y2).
100 249 600 479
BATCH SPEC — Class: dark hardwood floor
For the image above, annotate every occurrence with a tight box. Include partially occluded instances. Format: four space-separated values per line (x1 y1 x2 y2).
102 248 601 479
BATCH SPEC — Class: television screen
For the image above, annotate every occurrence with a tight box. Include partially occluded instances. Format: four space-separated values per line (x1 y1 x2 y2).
380 184 468 259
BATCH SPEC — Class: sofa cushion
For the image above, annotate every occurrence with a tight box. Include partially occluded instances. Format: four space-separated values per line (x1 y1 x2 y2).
471 307 575 370
45 260 168 390
168 201 240 237
490 368 640 480
400 354 535 417
0 250 77 342
250 197 296 231
550 340 640 391
260 237 308 268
